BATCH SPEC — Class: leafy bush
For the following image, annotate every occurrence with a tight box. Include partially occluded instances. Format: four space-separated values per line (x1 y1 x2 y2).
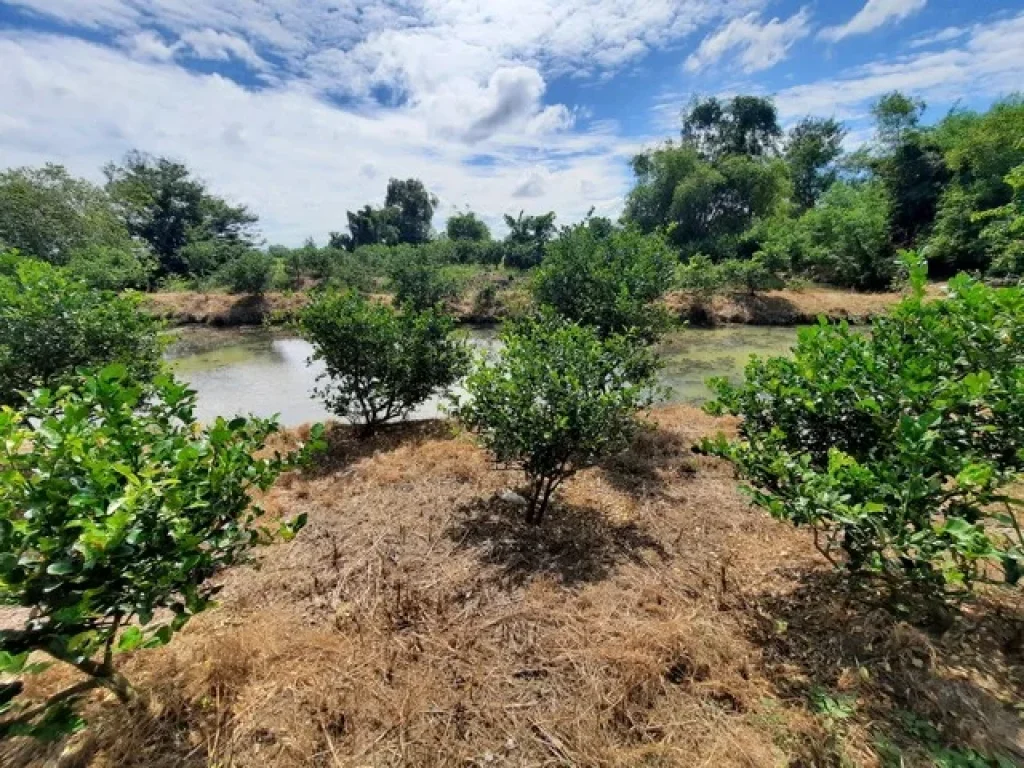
533 226 675 341
300 290 470 435
388 252 459 310
0 367 321 738
977 161 1024 279
456 315 660 523
65 244 156 291
703 263 1024 597
446 211 491 242
219 249 274 294
717 255 786 296
0 258 163 406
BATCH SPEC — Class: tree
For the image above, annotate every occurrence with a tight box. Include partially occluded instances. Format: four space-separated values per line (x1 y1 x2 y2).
385 178 437 245
300 291 470 436
682 96 782 160
873 132 949 248
798 181 896 290
703 263 1024 598
104 151 258 276
0 165 134 265
0 257 163 406
344 204 399 249
388 251 459 311
456 315 660 524
533 226 675 341
978 161 1024 278
446 211 491 242
66 244 156 291
786 117 846 210
503 211 556 269
0 367 319 738
871 92 925 150
218 250 275 295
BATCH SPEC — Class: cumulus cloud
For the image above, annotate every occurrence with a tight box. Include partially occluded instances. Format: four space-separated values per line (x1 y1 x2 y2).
124 31 177 62
685 8 812 74
179 28 266 70
820 0 927 43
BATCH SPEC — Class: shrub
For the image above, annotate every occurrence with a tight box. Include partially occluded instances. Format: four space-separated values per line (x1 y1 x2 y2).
533 226 675 341
456 315 661 524
65 244 156 291
717 255 786 296
219 250 274 294
388 252 459 311
703 262 1024 598
0 258 163 406
300 290 470 436
0 367 322 738
502 241 544 270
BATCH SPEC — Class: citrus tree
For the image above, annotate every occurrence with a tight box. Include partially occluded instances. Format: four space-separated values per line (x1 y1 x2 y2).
456 315 661 524
0 367 323 738
703 260 1024 597
300 290 470 436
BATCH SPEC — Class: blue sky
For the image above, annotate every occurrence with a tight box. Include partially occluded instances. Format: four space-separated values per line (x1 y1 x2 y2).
1 0 1022 244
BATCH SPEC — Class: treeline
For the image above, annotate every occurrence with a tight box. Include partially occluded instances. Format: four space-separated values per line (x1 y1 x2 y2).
628 92 1024 291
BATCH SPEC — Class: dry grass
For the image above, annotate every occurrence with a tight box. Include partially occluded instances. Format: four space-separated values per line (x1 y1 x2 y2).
145 292 310 326
3 406 1022 767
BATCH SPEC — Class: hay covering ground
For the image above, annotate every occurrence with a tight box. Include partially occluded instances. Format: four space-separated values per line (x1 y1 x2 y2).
3 406 1022 767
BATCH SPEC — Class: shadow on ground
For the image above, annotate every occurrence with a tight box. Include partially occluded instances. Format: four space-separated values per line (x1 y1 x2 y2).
744 567 1024 764
600 424 698 500
298 419 456 479
447 497 669 588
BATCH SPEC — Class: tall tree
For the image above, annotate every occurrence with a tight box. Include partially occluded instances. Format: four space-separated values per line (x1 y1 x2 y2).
0 164 133 264
104 151 258 276
682 96 782 160
385 178 437 245
871 92 925 150
446 210 491 241
785 117 846 210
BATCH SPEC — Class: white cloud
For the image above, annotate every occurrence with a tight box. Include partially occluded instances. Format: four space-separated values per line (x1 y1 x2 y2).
685 8 812 74
124 31 176 62
0 33 634 244
909 25 967 49
778 12 1024 119
179 29 266 70
820 0 927 43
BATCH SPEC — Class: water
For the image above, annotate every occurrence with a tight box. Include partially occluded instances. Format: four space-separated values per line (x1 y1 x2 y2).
166 324 800 425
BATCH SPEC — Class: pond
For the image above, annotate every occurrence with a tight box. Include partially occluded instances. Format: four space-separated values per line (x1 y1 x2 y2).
166 324 801 425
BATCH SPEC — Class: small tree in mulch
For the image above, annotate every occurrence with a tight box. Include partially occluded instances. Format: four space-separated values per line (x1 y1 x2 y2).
456 314 661 524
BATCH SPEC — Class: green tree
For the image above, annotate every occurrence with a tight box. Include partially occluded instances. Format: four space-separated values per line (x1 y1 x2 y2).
0 257 163 406
978 161 1024 278
0 367 319 738
104 151 258 276
682 95 782 160
456 315 660 524
446 211 491 242
300 290 470 436
871 92 925 150
533 226 675 340
503 211 556 269
218 249 275 295
65 244 156 291
0 165 134 265
786 117 846 210
388 250 459 311
385 178 437 245
798 181 896 290
703 263 1024 597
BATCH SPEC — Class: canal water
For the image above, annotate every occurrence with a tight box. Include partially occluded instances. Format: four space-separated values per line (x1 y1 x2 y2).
166 325 801 425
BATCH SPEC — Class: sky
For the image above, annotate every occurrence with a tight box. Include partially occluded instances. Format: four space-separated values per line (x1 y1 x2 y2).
1 1 1022 245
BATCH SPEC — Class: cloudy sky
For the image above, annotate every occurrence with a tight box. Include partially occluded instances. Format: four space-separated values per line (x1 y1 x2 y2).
1 1 1022 244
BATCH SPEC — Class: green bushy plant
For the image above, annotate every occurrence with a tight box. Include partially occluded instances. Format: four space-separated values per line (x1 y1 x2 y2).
388 252 459 310
533 226 675 341
65 244 156 291
0 257 163 406
456 314 661 523
300 290 470 436
0 367 322 738
219 249 274 295
703 259 1024 597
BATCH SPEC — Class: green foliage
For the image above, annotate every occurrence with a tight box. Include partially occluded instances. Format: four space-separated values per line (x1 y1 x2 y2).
65 244 156 291
446 211 491 242
786 118 846 210
871 92 925 150
104 151 258 277
0 367 320 738
978 161 1024 278
503 211 556 269
797 181 896 290
335 179 438 250
218 249 275 294
533 225 675 340
456 314 660 523
300 290 470 435
681 96 782 160
0 258 163 406
703 267 1024 597
0 165 134 265
389 250 460 310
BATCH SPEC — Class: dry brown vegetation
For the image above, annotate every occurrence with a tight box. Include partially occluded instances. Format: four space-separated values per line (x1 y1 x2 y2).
3 407 1022 767
144 292 310 326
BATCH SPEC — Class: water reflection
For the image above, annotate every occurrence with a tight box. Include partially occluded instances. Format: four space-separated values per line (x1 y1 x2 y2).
166 324 799 425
